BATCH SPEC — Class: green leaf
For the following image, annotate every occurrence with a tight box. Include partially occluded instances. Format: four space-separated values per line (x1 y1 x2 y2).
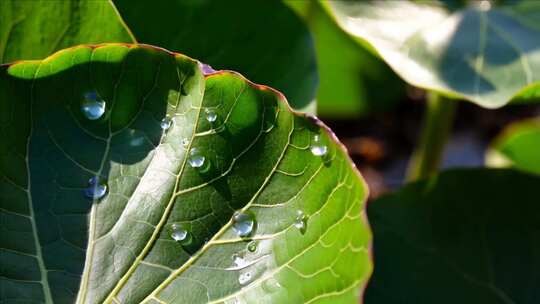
112 0 318 113
366 168 540 304
486 118 540 174
0 44 370 303
325 0 540 108
286 1 405 118
0 0 134 63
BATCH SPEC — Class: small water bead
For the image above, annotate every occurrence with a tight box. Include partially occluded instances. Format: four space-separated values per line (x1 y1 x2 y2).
84 176 107 200
310 134 328 156
170 224 192 245
81 91 106 120
238 271 253 285
188 148 205 168
232 211 256 238
294 210 308 234
205 108 217 123
262 277 282 293
181 138 190 147
247 241 258 253
160 117 173 130
232 253 248 268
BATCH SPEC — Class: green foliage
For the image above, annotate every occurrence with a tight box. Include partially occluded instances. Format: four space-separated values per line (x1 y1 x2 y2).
487 118 540 175
325 0 540 108
367 168 540 303
286 1 405 118
0 0 317 112
0 44 370 303
0 0 134 63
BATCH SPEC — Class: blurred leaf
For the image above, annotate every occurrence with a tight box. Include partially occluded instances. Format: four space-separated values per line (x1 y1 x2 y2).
0 0 134 63
113 0 318 113
486 118 540 174
325 0 540 108
0 44 370 303
287 1 405 119
366 168 540 304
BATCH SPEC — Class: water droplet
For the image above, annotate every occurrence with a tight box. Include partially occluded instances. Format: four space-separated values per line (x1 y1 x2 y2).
188 148 205 168
232 253 248 268
238 271 253 285
294 210 308 234
84 176 107 200
81 91 106 120
247 241 257 253
232 211 256 238
128 129 145 147
170 224 192 245
160 117 172 130
205 108 217 123
181 138 190 147
262 277 282 293
310 134 328 156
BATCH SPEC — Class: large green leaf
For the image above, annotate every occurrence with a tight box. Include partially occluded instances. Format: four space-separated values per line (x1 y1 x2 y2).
285 0 405 118
366 168 540 303
486 118 540 174
0 44 370 303
112 0 318 113
325 0 540 108
0 0 134 63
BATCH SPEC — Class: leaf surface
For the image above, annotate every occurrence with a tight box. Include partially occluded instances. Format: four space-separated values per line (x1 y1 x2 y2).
326 0 540 108
366 168 540 303
0 44 370 304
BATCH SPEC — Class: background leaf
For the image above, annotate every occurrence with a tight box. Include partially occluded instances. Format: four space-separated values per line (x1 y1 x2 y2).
486 118 540 175
325 0 540 108
113 0 318 113
285 1 405 118
0 44 370 303
0 0 134 63
366 168 540 304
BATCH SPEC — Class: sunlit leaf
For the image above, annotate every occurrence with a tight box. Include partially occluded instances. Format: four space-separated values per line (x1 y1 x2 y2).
0 44 370 303
325 0 540 108
0 0 134 63
486 118 540 174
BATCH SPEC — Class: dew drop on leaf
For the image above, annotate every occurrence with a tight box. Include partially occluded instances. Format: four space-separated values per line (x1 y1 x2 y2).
238 271 253 285
160 117 172 130
81 91 106 120
294 210 308 234
232 211 256 238
84 176 107 200
205 108 217 123
170 224 192 245
188 148 206 168
310 134 328 156
181 138 190 147
247 241 257 253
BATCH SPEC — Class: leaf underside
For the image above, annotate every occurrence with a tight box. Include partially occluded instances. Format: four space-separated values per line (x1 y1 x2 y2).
327 0 540 108
0 44 370 304
366 168 540 304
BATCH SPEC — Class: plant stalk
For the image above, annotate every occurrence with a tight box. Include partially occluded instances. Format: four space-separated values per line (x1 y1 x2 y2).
406 92 457 182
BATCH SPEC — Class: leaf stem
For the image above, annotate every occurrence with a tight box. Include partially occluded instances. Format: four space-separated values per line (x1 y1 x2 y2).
406 92 457 182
